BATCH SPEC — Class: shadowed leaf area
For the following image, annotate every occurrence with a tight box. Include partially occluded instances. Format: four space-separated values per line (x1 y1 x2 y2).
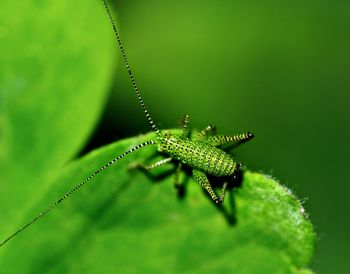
0 132 315 274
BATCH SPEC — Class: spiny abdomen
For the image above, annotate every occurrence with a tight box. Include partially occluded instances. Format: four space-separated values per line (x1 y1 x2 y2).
158 134 237 177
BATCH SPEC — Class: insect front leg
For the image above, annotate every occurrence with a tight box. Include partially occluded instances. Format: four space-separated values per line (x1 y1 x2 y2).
195 125 216 141
181 114 190 138
219 181 228 202
207 132 254 147
130 157 173 171
193 169 226 204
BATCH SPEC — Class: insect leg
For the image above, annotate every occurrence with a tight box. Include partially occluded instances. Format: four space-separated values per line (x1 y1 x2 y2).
181 114 190 138
130 157 173 171
219 181 228 203
207 132 254 146
193 169 223 204
174 162 183 188
195 125 216 140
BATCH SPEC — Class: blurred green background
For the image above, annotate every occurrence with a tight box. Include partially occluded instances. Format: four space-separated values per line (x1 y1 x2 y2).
0 0 349 273
86 0 350 273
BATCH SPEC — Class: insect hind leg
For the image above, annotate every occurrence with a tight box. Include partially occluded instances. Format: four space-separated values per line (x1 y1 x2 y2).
193 169 226 204
174 162 183 188
207 132 254 147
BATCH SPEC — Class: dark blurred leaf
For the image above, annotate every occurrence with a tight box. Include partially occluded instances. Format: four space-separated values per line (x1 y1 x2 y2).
0 132 315 274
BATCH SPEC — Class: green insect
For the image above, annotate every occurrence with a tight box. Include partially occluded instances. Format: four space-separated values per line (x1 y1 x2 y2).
0 0 253 247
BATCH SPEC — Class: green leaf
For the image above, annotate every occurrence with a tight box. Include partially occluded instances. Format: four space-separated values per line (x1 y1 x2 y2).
0 2 316 272
0 0 114 237
0 132 315 274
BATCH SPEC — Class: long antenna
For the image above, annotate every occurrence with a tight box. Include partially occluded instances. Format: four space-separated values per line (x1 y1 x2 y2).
102 0 161 135
0 140 155 247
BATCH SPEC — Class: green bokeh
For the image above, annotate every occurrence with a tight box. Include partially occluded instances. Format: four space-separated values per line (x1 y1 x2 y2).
90 0 349 273
0 0 348 273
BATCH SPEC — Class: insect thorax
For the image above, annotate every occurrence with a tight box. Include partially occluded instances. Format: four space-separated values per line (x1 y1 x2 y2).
157 133 237 177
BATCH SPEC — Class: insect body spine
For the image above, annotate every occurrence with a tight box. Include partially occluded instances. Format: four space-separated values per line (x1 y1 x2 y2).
0 0 253 247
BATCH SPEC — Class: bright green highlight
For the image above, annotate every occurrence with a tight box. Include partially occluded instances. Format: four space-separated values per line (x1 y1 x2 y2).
0 0 114 244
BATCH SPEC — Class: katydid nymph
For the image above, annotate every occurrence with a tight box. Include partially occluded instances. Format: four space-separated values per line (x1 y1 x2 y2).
0 0 254 247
